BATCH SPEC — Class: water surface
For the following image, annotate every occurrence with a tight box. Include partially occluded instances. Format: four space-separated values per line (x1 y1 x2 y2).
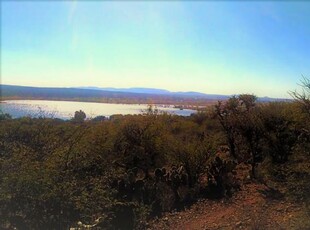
0 100 196 119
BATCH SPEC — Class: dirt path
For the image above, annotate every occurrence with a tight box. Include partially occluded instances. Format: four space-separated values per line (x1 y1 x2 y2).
149 183 305 230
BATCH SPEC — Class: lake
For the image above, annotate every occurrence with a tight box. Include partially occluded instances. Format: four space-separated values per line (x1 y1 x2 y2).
0 100 196 120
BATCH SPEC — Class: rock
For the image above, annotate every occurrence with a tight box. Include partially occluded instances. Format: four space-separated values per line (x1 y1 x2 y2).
236 221 242 227
164 217 169 221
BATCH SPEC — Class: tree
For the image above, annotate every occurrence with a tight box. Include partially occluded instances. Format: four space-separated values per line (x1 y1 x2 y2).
215 94 265 178
290 76 310 152
290 76 310 115
261 103 298 164
113 117 166 179
238 94 257 111
73 110 86 122
214 96 240 159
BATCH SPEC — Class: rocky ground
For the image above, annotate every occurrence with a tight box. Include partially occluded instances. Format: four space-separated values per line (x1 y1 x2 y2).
148 183 308 230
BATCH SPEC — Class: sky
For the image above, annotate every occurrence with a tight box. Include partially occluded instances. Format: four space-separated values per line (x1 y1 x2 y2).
2 1 310 98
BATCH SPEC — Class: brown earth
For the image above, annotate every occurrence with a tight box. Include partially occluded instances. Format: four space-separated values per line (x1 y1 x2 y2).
148 183 307 230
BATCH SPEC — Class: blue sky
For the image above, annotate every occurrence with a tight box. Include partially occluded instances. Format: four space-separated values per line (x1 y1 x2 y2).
2 1 310 98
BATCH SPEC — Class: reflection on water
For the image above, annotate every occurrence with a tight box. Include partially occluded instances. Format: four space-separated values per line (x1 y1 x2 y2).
0 100 196 119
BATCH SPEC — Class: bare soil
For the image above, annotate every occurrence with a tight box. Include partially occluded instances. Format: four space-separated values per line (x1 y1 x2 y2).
148 183 306 230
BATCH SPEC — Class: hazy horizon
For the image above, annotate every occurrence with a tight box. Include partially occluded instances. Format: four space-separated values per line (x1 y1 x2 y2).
2 1 310 98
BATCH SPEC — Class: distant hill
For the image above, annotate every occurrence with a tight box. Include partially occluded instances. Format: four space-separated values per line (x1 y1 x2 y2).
76 87 171 95
257 96 291 102
75 86 229 100
75 86 290 102
0 84 289 105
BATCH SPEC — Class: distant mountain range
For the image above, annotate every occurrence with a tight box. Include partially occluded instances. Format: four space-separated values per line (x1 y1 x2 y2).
0 84 289 104
75 86 227 99
77 87 172 95
75 86 289 102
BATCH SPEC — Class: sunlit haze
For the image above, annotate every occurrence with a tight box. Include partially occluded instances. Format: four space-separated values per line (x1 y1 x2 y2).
2 1 310 98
